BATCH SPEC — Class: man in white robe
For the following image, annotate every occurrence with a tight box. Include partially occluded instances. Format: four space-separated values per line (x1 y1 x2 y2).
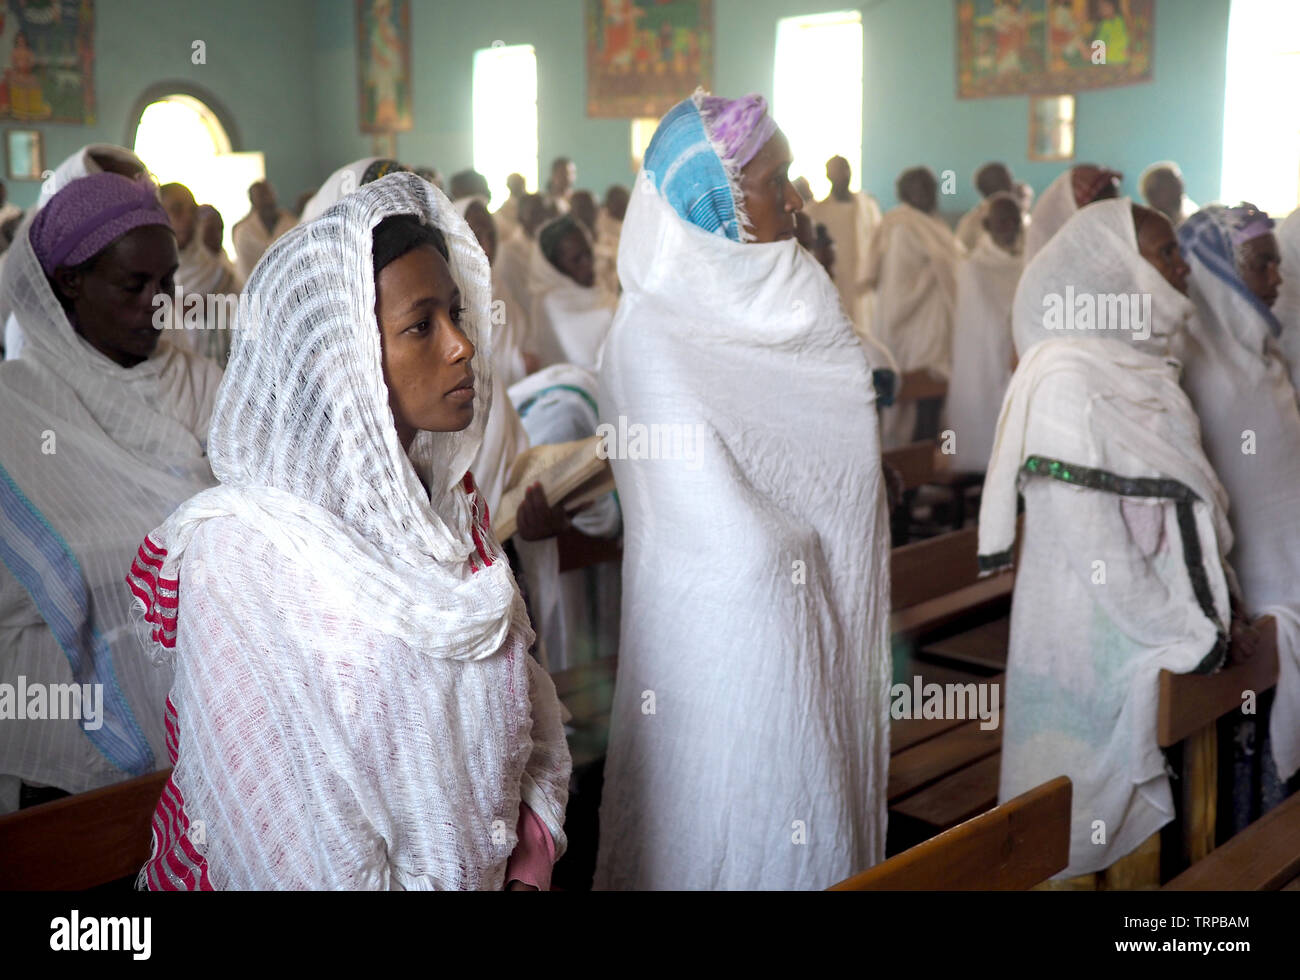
808 154 882 343
954 161 1016 252
866 166 961 448
231 180 297 281
946 192 1023 473
1140 161 1198 231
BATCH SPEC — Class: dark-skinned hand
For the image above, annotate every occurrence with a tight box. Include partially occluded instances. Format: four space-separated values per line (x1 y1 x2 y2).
515 483 573 541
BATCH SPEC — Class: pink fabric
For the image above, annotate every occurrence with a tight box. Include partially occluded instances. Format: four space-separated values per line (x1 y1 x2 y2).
696 93 778 169
504 802 557 890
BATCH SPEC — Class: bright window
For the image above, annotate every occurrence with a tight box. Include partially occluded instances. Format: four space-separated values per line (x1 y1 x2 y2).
1220 0 1300 216
133 94 262 258
473 44 539 206
630 117 658 173
774 11 863 201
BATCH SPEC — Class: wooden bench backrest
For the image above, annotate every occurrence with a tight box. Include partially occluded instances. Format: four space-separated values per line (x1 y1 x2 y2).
1157 615 1280 747
1164 790 1300 891
830 775 1072 890
882 441 937 491
890 525 983 611
0 768 169 890
896 369 948 404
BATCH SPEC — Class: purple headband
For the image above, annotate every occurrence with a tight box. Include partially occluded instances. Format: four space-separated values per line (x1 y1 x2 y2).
696 92 779 169
30 171 170 276
1226 203 1274 247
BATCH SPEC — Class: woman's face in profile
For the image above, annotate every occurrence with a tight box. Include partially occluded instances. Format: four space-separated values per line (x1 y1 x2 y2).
739 130 802 244
1134 206 1189 296
374 244 476 445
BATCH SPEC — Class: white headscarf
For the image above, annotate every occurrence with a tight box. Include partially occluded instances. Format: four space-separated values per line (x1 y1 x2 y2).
1023 168 1078 263
299 157 387 223
983 197 1225 565
128 173 570 888
528 222 616 372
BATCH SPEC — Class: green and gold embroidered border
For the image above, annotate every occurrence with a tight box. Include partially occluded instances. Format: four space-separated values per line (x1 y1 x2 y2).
991 455 1228 674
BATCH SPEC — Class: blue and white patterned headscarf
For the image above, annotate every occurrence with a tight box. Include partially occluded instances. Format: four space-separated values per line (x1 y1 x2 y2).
642 88 777 243
1178 204 1281 337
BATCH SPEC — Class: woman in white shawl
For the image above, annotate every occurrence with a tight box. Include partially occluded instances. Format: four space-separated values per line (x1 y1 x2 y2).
946 192 1024 472
1176 204 1299 787
1023 163 1122 263
0 172 219 813
128 173 571 890
528 214 616 372
2 143 148 360
594 89 891 890
979 197 1253 882
866 166 962 448
304 158 527 515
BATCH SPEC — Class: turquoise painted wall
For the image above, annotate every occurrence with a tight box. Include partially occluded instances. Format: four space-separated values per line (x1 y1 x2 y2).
6 0 319 209
14 0 1232 221
310 0 1231 216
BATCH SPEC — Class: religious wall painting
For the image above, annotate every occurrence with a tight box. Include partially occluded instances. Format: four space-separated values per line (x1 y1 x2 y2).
956 0 1153 99
0 0 95 124
356 0 412 133
586 0 713 119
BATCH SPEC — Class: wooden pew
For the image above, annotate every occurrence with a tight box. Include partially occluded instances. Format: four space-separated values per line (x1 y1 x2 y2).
0 768 169 890
1163 789 1300 891
882 440 937 492
896 369 948 404
889 521 1018 640
830 776 1071 890
1157 615 1280 867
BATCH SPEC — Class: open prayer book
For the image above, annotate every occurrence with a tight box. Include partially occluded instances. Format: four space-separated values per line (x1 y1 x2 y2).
492 435 616 542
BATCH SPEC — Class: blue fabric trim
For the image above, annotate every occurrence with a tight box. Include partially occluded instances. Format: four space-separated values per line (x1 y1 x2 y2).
643 98 742 242
515 384 599 422
0 462 154 776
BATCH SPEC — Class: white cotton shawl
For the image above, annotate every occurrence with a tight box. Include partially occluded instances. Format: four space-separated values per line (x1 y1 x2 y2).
1178 223 1300 781
130 173 570 889
947 233 1023 471
592 174 892 891
1023 168 1078 263
2 144 149 359
0 194 219 802
301 160 526 514
527 240 616 372
299 158 382 223
1273 208 1300 396
979 197 1235 875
